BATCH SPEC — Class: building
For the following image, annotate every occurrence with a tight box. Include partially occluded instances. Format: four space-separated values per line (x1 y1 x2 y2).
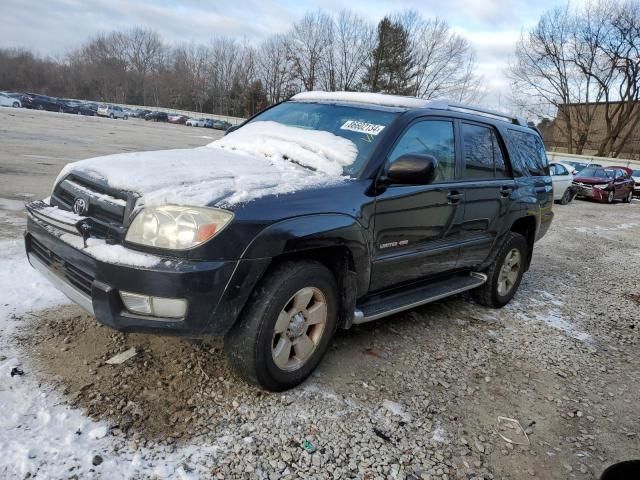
548 101 640 160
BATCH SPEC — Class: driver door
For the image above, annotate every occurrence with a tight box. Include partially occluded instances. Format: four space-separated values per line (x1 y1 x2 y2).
370 119 464 292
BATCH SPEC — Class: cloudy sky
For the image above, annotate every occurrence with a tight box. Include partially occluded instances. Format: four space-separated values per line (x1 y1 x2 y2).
2 0 582 105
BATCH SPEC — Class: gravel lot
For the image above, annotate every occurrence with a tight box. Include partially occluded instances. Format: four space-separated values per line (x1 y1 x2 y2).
1 108 639 479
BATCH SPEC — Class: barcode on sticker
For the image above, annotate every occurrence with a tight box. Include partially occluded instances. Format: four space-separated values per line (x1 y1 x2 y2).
340 120 385 136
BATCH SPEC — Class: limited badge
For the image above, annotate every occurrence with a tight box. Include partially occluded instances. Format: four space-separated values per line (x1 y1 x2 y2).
340 120 385 136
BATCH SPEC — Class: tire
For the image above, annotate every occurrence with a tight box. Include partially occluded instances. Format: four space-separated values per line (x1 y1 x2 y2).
12 102 19 108
623 190 633 203
124 115 128 120
559 188 572 205
606 190 615 204
37 105 43 110
472 232 528 308
109 113 114 119
224 260 338 391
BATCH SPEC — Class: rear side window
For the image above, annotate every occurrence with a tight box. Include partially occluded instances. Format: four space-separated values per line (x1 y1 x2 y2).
461 123 509 179
507 130 549 176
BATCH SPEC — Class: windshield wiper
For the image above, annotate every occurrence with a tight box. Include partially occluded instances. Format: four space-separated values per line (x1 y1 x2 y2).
282 155 317 172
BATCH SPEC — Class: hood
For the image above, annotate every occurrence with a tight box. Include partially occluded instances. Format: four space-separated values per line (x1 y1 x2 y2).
573 175 612 185
55 122 358 209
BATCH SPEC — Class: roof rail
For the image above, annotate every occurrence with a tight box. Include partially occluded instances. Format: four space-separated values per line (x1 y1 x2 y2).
427 100 526 126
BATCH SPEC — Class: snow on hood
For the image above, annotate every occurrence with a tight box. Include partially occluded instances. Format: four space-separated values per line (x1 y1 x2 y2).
55 122 357 208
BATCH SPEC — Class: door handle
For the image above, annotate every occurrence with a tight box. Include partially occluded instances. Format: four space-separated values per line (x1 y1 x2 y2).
500 186 513 197
447 191 463 204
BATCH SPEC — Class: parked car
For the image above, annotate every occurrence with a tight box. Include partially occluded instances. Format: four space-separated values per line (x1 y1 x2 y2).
210 119 233 130
21 93 62 112
24 91 554 391
573 166 634 203
549 162 575 204
97 104 128 119
145 111 169 122
168 114 189 125
78 102 99 116
186 117 207 127
0 92 21 108
131 108 151 118
562 160 602 174
631 169 640 197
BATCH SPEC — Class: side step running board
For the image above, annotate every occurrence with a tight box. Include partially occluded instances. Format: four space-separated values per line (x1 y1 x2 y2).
353 272 487 325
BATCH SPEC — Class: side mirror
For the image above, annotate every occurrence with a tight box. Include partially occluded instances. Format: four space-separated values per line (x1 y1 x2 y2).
386 154 438 185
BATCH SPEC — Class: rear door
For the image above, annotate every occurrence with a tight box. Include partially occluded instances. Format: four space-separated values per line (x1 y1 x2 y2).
370 118 464 291
456 121 515 268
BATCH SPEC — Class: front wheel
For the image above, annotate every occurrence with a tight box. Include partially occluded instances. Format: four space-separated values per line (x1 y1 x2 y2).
606 190 615 204
12 102 19 108
559 188 573 205
473 232 528 308
225 261 338 391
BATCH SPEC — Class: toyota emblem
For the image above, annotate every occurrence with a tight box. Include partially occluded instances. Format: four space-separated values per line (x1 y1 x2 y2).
73 198 88 215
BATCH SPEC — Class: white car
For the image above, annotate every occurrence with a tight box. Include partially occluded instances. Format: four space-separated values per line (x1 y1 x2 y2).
0 92 21 108
186 118 207 127
97 104 128 119
632 168 640 197
549 162 575 204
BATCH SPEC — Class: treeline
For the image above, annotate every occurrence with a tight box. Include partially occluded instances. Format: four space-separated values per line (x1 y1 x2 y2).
0 9 483 118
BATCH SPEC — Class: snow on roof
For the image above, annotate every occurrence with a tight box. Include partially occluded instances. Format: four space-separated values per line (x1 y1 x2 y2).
292 91 432 109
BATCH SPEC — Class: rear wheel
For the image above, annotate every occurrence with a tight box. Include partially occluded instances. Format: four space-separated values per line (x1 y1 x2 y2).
109 113 114 119
473 232 528 308
225 261 338 391
623 190 633 203
12 101 19 108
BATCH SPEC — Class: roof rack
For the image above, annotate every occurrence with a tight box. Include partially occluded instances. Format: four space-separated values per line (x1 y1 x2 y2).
427 100 527 126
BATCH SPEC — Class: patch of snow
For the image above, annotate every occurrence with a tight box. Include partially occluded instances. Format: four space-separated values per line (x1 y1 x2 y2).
430 425 447 443
64 179 127 207
0 197 25 210
58 233 160 268
0 238 226 478
382 399 413 422
293 90 431 109
536 310 592 343
55 128 353 209
211 121 357 176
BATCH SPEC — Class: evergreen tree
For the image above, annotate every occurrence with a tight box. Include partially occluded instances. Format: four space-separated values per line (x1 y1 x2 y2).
363 17 416 95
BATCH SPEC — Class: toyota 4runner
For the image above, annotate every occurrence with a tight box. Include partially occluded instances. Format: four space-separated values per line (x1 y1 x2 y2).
24 91 553 391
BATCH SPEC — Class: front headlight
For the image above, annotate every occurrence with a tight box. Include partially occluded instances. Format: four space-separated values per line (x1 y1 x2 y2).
593 184 609 190
125 205 233 250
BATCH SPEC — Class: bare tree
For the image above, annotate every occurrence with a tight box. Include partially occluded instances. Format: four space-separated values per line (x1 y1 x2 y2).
510 1 640 157
257 35 293 103
286 11 334 91
333 10 375 91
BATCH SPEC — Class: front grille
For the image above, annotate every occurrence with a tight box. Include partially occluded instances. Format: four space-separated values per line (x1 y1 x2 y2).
51 175 128 231
30 237 94 295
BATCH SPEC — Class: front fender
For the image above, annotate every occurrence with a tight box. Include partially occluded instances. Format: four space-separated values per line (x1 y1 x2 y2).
241 214 371 296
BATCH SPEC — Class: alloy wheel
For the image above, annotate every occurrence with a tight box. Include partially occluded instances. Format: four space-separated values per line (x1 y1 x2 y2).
497 248 521 297
271 287 327 371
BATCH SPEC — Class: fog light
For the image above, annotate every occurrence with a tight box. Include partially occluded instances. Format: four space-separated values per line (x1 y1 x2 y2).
120 291 187 319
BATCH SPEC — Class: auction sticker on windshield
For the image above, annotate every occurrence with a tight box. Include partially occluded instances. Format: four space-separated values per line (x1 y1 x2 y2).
340 120 385 136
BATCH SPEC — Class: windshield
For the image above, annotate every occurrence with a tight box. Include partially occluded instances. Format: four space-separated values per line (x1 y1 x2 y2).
579 167 613 178
248 101 400 175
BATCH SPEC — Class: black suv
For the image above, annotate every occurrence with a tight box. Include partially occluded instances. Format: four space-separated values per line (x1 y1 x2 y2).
24 92 553 391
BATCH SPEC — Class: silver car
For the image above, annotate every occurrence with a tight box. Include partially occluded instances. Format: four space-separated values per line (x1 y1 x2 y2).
97 104 128 119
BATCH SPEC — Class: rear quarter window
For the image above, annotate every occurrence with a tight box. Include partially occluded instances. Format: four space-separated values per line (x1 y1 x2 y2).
507 130 550 177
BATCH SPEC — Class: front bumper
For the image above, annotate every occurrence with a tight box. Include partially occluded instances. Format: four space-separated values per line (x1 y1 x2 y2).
574 185 608 202
25 216 269 336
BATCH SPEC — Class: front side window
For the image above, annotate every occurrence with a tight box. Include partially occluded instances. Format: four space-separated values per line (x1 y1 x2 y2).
388 120 456 182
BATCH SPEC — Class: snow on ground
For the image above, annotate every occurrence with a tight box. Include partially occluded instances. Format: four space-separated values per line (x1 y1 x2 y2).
54 122 356 209
0 240 219 479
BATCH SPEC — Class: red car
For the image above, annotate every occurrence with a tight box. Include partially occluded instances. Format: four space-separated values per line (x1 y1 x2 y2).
167 114 189 125
573 166 635 203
